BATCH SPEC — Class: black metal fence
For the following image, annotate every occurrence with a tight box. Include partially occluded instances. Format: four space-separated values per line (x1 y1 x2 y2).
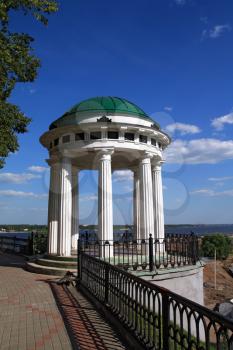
0 235 32 254
78 251 233 350
78 233 199 272
0 232 47 255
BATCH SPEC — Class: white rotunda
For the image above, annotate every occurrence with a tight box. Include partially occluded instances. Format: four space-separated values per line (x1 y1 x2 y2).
40 96 171 258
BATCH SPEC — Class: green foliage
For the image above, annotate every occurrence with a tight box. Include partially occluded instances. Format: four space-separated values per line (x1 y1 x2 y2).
31 232 47 254
0 0 58 168
201 234 232 259
0 1 58 26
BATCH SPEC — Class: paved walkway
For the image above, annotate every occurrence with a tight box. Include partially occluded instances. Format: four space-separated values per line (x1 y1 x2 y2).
0 252 72 350
0 252 126 350
51 285 126 350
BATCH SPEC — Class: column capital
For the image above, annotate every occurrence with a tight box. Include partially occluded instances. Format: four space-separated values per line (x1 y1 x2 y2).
60 155 72 163
49 153 71 164
95 148 114 161
151 158 165 171
62 149 73 157
140 151 154 165
46 158 60 168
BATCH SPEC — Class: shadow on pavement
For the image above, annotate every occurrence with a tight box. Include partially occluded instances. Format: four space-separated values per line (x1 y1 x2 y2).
48 280 126 350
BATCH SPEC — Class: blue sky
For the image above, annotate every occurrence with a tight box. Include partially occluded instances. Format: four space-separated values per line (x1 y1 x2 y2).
1 0 233 225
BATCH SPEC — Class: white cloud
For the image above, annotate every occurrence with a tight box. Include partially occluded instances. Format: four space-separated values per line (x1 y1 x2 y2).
29 207 47 212
208 176 233 182
164 106 173 112
114 195 132 202
0 172 41 184
190 189 215 195
202 24 231 40
165 138 233 164
123 185 133 193
80 194 98 201
165 123 201 135
28 166 48 173
216 189 233 196
0 190 47 198
113 170 133 182
191 188 233 197
211 112 233 131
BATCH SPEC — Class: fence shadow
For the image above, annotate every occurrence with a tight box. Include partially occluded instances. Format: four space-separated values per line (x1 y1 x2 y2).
49 281 126 350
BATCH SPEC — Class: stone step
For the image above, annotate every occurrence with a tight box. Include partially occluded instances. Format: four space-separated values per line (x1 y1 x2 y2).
36 258 77 269
44 254 77 262
26 261 77 276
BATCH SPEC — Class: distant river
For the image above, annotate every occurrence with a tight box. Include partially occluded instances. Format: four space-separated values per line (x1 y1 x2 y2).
80 224 233 240
0 232 30 239
1 224 233 240
164 224 233 236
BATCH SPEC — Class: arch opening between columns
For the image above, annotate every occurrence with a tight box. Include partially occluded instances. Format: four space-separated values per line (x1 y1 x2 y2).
47 153 165 257
112 169 134 241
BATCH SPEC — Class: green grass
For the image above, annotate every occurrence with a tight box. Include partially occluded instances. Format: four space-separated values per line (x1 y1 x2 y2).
109 296 228 350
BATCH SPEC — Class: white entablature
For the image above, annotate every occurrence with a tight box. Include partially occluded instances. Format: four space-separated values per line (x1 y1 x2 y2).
40 96 171 257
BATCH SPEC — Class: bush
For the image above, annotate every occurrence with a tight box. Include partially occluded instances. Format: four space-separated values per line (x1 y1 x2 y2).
201 234 232 259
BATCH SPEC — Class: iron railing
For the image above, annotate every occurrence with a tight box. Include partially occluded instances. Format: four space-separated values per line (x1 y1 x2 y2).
0 235 30 254
78 233 199 272
78 251 233 350
0 232 47 255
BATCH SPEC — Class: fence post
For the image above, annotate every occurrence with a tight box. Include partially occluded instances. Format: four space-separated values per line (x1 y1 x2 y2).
190 232 197 264
77 238 82 280
104 263 110 304
149 234 154 272
13 236 16 252
28 232 34 255
162 291 169 350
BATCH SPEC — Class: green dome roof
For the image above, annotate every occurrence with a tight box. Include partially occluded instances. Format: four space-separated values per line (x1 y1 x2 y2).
49 96 157 130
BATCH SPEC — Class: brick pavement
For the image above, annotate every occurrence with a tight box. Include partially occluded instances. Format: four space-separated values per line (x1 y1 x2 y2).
0 252 72 350
0 252 127 350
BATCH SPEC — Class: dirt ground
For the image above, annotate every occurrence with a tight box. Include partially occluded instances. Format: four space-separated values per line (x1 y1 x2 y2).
203 255 233 309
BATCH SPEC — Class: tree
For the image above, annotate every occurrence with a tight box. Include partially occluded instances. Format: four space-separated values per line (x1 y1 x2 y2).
201 234 232 259
0 0 58 168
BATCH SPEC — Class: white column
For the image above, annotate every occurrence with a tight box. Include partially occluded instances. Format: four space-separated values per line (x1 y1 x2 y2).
57 157 72 256
71 167 79 251
139 153 154 240
133 169 140 240
47 161 60 255
97 149 114 249
152 160 165 240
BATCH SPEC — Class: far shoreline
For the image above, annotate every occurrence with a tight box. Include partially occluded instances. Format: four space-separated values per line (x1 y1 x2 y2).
1 223 233 236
